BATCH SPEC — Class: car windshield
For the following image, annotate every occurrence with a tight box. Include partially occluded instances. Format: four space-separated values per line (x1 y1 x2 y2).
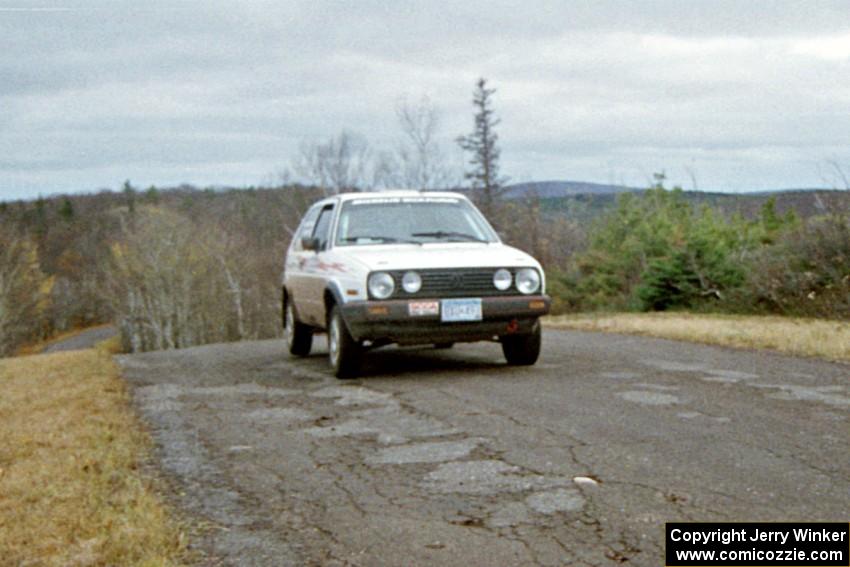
335 197 498 246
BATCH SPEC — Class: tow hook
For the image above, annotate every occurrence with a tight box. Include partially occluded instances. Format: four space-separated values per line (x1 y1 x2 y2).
505 319 519 333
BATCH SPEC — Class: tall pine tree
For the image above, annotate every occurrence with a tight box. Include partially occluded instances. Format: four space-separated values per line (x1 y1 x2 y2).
457 78 506 219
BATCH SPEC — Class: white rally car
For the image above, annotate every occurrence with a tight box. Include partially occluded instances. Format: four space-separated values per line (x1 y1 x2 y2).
282 191 551 378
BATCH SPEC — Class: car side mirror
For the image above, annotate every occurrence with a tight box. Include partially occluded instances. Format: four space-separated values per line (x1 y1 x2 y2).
301 236 320 252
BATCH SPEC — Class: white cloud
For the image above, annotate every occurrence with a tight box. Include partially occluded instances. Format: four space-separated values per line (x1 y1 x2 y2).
790 32 850 60
640 34 754 56
1 2 849 198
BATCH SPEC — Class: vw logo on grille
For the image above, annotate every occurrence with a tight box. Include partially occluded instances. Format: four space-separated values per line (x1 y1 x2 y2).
449 273 465 288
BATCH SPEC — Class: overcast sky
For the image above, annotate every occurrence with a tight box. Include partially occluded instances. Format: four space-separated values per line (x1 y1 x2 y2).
2 1 849 200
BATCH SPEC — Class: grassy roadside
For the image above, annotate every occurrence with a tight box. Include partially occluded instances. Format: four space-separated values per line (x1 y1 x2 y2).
0 347 187 565
545 312 850 363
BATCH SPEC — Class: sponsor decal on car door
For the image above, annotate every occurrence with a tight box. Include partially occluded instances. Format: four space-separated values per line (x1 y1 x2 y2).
301 204 336 325
288 204 321 318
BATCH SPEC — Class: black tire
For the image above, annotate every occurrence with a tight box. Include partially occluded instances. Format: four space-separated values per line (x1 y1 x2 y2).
434 342 454 350
328 305 362 379
284 296 312 357
501 320 542 366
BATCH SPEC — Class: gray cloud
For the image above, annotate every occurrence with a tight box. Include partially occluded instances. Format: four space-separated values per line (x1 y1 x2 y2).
2 0 850 199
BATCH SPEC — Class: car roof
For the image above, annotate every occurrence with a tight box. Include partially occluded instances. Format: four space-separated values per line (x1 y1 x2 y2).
335 190 468 203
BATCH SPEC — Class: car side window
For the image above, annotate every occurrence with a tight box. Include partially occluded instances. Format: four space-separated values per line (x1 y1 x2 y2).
312 205 335 251
293 206 321 251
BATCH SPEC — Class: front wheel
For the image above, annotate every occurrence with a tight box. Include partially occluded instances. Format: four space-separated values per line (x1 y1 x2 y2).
328 305 362 379
284 298 312 356
501 320 542 366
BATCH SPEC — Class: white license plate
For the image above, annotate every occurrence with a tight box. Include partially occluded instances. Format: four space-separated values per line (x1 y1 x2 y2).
441 298 482 322
408 300 439 316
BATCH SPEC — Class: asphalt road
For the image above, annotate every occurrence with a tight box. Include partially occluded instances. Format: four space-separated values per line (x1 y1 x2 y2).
118 329 850 567
43 325 117 353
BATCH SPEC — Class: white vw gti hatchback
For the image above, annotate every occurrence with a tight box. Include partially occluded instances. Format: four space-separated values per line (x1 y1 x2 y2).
282 191 551 377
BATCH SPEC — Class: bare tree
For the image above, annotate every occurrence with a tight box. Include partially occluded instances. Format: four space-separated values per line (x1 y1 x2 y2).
270 168 321 237
684 163 699 191
0 230 52 355
293 131 371 195
106 207 225 352
457 78 507 217
395 96 455 190
816 160 850 215
368 150 398 190
824 160 849 190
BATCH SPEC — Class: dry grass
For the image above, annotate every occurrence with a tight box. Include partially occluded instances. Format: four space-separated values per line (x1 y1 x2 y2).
0 349 187 566
546 312 850 363
95 334 124 355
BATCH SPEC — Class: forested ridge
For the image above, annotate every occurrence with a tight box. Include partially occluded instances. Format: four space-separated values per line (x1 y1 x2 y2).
1 177 848 357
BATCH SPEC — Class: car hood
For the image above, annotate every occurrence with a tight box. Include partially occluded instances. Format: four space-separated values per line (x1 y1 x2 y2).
338 242 542 272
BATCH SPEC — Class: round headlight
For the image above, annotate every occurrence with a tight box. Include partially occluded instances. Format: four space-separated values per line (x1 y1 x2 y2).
515 268 541 295
493 268 512 291
401 271 422 293
368 272 395 299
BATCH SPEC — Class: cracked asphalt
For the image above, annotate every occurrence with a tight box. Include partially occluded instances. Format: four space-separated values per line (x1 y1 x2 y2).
117 329 850 566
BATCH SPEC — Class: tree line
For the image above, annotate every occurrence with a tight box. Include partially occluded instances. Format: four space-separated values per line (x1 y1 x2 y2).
0 184 321 355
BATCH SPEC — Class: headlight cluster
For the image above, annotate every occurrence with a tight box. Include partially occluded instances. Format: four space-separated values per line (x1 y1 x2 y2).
493 268 541 294
515 268 541 294
367 272 395 299
368 270 421 298
368 268 541 298
493 268 512 290
401 271 422 293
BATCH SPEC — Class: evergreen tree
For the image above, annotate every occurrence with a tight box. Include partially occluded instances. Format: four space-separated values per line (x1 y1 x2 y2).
565 175 761 312
145 185 160 204
33 196 48 244
59 198 75 222
457 78 506 219
123 180 136 214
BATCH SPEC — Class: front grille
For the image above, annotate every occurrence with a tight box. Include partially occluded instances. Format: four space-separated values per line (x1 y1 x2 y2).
385 268 523 299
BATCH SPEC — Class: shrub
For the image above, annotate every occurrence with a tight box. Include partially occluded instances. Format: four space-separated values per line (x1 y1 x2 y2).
740 214 850 319
558 178 770 313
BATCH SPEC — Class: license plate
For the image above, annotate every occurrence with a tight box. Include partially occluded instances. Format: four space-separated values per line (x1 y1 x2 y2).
441 298 482 322
408 300 439 316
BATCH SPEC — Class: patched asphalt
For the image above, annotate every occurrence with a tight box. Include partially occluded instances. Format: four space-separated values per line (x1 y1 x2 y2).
117 329 850 566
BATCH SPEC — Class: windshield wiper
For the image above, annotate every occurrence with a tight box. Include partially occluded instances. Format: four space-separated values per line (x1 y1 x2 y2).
411 231 488 243
342 235 422 245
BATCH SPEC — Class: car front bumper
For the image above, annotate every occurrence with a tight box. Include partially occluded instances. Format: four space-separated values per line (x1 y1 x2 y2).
340 295 551 345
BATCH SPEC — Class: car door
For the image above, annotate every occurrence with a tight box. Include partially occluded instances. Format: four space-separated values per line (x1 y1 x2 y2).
286 204 322 319
299 202 336 326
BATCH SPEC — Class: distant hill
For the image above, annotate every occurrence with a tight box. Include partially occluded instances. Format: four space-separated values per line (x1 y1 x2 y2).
503 180 636 199
675 189 848 219
536 188 849 223
3 180 845 226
